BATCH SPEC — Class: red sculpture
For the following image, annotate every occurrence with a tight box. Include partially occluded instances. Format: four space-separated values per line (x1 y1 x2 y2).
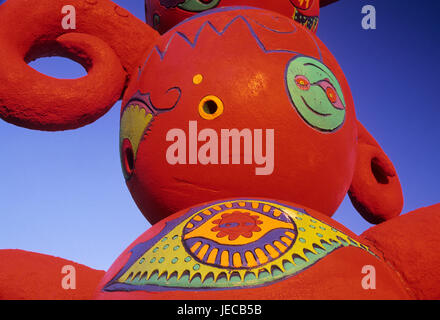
145 0 329 34
0 0 438 300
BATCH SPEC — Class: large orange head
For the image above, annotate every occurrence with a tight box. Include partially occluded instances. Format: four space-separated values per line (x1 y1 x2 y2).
120 7 360 224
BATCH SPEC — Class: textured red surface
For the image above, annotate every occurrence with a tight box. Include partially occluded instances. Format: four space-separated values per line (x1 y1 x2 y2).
0 249 105 300
0 0 158 131
95 200 410 300
362 204 440 300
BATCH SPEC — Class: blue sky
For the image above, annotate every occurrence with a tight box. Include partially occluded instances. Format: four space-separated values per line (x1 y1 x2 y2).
0 0 438 271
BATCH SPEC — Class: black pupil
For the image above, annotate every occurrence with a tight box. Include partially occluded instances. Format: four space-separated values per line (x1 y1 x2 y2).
203 100 218 115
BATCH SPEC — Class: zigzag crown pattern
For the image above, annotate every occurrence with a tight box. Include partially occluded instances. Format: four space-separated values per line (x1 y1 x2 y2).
139 7 324 76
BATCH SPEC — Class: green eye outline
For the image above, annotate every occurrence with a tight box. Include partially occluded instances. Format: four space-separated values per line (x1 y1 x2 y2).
177 0 220 12
285 55 346 132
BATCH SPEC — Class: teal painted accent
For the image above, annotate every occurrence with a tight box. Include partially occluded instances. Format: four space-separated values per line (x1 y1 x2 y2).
314 245 326 254
131 273 141 283
179 273 190 283
271 267 283 278
184 256 191 262
165 273 179 286
321 241 334 251
258 270 271 280
230 273 242 283
244 272 257 282
283 260 295 271
190 275 202 286
216 273 228 285
158 257 165 263
304 250 316 260
293 256 306 266
158 272 167 281
193 264 200 271
149 271 159 282
171 257 178 264
338 237 348 245
203 274 215 286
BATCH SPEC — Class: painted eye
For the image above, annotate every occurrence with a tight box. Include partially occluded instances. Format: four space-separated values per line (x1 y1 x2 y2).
119 102 154 180
285 56 346 132
319 80 345 110
326 86 337 103
103 199 374 292
198 95 224 120
295 75 311 91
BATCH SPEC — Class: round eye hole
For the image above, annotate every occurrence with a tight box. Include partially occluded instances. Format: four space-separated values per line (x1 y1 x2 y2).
121 138 135 177
295 75 311 91
198 95 224 120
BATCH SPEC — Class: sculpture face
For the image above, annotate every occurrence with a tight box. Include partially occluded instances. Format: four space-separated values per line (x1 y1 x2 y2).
119 8 357 224
145 0 320 34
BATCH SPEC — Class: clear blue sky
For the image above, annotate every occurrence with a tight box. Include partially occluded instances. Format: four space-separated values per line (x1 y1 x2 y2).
0 0 438 271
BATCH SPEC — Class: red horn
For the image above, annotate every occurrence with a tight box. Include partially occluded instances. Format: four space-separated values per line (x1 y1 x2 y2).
0 0 159 131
